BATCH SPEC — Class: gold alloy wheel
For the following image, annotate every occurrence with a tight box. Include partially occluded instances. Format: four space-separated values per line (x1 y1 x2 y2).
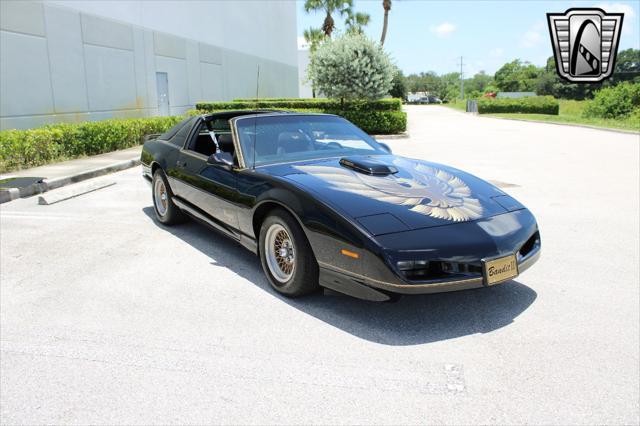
154 178 168 217
265 223 295 283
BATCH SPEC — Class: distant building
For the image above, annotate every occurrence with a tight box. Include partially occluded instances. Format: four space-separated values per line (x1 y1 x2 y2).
496 92 537 99
0 0 299 130
297 40 313 99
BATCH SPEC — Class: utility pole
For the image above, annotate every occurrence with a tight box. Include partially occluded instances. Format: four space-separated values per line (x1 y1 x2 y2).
457 56 464 100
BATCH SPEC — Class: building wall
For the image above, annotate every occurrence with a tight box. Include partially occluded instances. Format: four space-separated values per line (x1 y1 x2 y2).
298 49 313 99
0 0 299 130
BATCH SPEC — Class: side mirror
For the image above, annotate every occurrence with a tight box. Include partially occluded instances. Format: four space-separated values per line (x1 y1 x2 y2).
207 151 234 170
378 142 392 154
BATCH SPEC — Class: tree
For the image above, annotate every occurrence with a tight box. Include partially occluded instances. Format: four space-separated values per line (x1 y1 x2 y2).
304 0 352 37
389 68 407 100
615 48 640 73
538 56 602 99
308 33 394 100
303 27 325 54
303 27 326 98
345 10 370 34
380 0 391 46
440 72 461 101
614 48 640 83
465 71 493 94
494 59 540 92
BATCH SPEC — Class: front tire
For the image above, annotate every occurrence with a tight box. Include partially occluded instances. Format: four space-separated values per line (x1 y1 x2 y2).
152 169 184 225
259 209 319 297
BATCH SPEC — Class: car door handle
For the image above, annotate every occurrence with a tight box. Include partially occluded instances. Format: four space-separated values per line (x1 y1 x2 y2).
176 160 186 168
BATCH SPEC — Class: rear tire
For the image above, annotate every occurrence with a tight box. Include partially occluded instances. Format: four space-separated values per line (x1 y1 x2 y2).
259 208 319 297
152 169 185 225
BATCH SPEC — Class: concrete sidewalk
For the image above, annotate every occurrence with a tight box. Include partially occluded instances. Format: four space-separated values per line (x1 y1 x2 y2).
0 146 142 203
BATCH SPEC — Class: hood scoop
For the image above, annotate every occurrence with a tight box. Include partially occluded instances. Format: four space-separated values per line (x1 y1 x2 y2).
339 157 398 176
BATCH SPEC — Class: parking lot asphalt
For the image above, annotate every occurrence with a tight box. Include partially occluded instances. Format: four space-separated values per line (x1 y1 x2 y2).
1 106 638 425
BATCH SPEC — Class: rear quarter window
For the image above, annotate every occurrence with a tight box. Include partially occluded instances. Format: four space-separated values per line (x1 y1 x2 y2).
169 119 196 147
158 117 192 142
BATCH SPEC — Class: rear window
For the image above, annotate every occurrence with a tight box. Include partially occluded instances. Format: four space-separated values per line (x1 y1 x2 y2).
169 119 196 147
158 117 192 142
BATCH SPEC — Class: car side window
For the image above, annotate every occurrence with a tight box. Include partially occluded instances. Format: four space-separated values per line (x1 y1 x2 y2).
170 118 195 147
159 117 191 142
209 118 231 133
187 120 235 157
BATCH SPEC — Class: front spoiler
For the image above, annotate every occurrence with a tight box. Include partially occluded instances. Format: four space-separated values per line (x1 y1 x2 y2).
318 247 540 300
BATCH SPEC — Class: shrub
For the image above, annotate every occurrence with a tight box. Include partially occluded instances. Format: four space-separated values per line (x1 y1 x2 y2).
335 110 406 134
583 82 640 119
0 96 408 173
477 96 559 115
389 68 408 100
196 98 406 134
196 98 402 112
307 33 394 100
0 116 181 173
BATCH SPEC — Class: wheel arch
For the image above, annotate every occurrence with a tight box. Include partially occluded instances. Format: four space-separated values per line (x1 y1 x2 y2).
151 161 161 176
252 200 306 254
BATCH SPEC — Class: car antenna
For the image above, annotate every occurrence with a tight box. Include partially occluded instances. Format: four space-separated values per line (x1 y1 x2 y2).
253 64 259 169
255 64 260 99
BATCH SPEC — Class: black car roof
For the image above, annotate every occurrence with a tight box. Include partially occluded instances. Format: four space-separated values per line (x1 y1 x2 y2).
201 109 294 120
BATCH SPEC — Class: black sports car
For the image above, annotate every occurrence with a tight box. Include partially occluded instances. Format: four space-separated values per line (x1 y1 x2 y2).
141 110 540 302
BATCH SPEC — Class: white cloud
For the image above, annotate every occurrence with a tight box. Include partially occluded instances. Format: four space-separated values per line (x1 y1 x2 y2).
595 2 636 34
594 2 636 18
489 48 504 57
430 22 456 38
521 30 543 48
520 21 545 48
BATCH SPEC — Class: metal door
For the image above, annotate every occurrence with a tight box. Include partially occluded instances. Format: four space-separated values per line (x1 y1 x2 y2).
156 72 169 116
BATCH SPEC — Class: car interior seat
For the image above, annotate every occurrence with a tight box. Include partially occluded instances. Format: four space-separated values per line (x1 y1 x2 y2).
276 132 313 155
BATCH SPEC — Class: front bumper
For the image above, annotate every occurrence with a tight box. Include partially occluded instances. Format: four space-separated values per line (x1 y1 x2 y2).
142 164 152 185
319 247 539 299
318 209 541 300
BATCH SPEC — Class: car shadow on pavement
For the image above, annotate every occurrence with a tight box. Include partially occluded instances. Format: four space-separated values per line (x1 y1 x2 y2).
143 207 537 346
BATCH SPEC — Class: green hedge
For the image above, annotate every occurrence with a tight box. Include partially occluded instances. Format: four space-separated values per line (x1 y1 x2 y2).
1 98 406 173
0 116 181 173
477 96 560 115
196 98 406 134
331 110 407 135
221 98 403 111
583 82 640 119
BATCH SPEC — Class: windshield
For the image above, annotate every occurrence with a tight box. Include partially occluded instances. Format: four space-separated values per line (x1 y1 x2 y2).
235 114 386 167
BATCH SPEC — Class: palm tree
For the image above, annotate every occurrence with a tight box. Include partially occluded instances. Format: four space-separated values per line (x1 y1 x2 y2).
304 0 353 37
380 0 392 46
303 27 325 53
345 10 370 34
303 27 325 98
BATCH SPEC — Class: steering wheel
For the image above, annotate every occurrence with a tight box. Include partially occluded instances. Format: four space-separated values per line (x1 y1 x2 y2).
322 142 343 150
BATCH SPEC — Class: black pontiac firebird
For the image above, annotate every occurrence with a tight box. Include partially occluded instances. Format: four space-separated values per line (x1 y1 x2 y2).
141 110 540 302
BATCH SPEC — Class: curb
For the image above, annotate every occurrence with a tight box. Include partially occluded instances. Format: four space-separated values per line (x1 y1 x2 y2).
373 132 410 140
0 158 140 204
479 114 640 135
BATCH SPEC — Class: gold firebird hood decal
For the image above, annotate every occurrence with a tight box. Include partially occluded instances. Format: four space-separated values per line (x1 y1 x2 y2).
295 161 484 222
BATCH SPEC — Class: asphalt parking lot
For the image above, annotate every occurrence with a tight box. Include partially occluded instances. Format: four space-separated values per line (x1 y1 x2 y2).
1 106 638 424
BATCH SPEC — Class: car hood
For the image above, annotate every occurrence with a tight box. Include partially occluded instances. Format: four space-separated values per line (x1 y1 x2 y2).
259 155 524 235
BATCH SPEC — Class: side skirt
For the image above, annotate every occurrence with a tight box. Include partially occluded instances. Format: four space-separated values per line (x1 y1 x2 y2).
172 197 258 254
319 267 392 302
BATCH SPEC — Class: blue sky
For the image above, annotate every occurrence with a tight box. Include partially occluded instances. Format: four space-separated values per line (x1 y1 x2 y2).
296 1 640 76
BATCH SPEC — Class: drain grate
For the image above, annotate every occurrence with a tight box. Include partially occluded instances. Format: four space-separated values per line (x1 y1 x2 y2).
0 177 45 189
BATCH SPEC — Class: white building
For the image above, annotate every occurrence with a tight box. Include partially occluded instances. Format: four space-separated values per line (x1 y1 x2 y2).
297 38 313 99
0 0 299 130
